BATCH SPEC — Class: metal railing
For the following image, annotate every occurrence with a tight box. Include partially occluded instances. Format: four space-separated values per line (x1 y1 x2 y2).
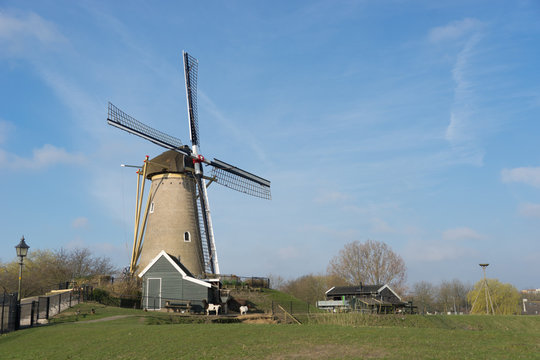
1 287 93 334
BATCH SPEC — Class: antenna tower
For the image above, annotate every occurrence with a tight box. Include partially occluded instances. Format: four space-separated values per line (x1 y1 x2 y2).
471 263 495 315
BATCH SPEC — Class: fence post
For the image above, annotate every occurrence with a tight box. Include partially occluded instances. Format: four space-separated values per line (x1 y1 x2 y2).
14 298 20 331
45 296 50 320
30 301 35 327
1 293 4 334
69 291 72 308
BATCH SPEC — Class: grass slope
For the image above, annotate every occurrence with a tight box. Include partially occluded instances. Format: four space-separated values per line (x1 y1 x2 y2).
1 303 539 359
231 288 319 314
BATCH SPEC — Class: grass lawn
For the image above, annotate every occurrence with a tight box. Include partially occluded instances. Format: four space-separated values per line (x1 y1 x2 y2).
1 303 539 359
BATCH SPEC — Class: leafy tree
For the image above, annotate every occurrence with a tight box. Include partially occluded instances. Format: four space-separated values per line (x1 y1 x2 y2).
467 279 521 315
327 239 406 290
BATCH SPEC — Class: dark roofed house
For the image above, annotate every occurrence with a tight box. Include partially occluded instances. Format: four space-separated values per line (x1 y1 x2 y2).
318 284 413 314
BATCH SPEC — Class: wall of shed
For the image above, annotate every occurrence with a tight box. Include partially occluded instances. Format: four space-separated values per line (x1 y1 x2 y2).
141 256 211 311
380 287 400 303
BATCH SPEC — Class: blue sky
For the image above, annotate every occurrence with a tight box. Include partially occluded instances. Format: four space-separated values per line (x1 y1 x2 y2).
1 1 539 290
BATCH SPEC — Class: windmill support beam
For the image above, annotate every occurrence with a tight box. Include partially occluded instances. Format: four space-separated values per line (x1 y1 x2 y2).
130 157 149 274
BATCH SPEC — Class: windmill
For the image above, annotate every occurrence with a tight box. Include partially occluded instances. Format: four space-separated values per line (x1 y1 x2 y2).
107 51 271 277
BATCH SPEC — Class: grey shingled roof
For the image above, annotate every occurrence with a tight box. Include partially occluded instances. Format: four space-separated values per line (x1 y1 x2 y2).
326 285 384 297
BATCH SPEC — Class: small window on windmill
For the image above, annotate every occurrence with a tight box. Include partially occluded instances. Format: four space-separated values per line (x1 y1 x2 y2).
184 231 191 242
149 202 155 214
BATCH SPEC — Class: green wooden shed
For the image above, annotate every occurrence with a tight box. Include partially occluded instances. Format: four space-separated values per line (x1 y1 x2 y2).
138 250 216 312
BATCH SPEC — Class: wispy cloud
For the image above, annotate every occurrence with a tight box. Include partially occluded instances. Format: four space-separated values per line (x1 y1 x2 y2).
501 167 540 188
0 10 66 56
298 224 359 240
404 239 475 262
370 218 395 234
0 119 14 145
518 203 540 218
0 144 84 170
445 33 482 144
442 227 485 241
277 246 301 260
429 18 481 43
313 190 351 204
199 90 268 164
428 18 489 170
72 217 89 229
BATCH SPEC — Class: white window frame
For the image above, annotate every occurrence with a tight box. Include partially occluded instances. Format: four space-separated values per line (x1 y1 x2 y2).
184 231 191 242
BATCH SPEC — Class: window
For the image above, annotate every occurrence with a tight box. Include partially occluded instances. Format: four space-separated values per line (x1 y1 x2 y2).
149 202 155 214
184 231 191 242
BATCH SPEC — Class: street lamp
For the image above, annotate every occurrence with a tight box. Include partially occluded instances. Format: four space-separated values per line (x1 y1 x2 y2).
15 236 30 301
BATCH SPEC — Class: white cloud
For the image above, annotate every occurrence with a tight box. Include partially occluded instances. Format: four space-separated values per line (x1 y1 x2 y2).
370 218 395 234
442 227 485 241
429 18 481 43
404 240 474 262
0 119 14 145
298 224 359 239
0 10 66 56
72 217 89 229
0 144 84 170
518 203 540 218
277 246 300 260
502 167 540 188
313 190 351 204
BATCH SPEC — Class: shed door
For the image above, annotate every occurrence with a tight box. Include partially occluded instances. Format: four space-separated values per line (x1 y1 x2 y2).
146 278 161 310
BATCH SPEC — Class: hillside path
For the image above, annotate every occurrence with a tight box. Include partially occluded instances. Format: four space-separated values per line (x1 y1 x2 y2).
76 315 135 323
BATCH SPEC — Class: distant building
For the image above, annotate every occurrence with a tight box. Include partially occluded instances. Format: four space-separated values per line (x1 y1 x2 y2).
521 288 540 295
317 284 414 314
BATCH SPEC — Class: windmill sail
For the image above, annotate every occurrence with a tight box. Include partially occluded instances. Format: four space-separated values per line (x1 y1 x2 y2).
184 51 200 147
210 159 272 200
107 102 190 156
108 51 270 277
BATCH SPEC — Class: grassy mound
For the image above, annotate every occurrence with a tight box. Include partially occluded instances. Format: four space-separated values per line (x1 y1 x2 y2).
305 312 540 331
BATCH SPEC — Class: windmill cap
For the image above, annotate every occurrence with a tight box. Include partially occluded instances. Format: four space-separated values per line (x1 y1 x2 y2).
146 148 194 178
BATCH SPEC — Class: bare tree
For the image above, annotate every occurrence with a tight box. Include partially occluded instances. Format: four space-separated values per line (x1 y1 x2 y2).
327 239 406 289
410 281 437 314
281 274 348 305
267 274 287 290
0 247 117 296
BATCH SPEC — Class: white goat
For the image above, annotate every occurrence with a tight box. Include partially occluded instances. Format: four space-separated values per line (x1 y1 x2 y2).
239 305 248 315
206 303 221 315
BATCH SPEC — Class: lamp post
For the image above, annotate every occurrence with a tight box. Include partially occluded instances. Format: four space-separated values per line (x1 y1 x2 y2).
15 236 30 301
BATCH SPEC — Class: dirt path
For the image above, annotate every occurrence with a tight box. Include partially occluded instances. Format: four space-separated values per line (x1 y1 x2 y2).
77 315 135 323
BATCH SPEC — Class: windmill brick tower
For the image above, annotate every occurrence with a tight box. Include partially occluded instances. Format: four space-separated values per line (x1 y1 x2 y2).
107 51 271 277
138 150 206 276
